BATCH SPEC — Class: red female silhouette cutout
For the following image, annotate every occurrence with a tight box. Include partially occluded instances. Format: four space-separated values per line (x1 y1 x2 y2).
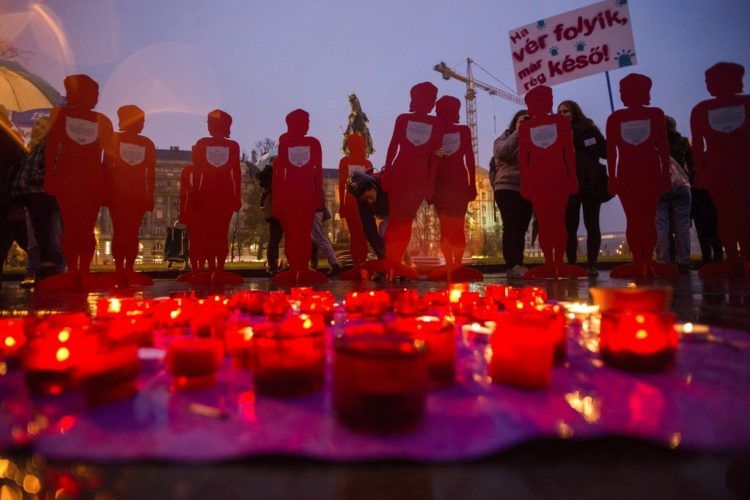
38 74 113 291
191 109 243 285
272 109 328 285
606 74 677 279
691 62 750 278
518 85 586 279
429 95 483 282
380 82 444 279
176 146 207 283
338 133 374 281
104 105 155 287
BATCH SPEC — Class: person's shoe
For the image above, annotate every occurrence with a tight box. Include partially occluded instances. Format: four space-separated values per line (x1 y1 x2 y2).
19 272 36 288
328 263 342 277
506 265 528 279
586 265 599 277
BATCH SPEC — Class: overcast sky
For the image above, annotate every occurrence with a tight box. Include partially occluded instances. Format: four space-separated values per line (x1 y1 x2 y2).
2 0 748 231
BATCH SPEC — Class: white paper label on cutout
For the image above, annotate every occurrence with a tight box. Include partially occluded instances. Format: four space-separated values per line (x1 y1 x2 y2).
442 132 461 156
406 121 432 146
584 137 597 147
119 142 146 166
288 146 311 167
708 106 745 134
620 120 651 146
206 146 229 168
65 117 98 145
348 164 366 175
530 124 558 148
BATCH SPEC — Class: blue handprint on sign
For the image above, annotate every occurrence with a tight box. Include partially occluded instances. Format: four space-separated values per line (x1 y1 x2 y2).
616 49 635 67
536 19 547 30
614 0 628 6
549 46 559 57
575 41 586 52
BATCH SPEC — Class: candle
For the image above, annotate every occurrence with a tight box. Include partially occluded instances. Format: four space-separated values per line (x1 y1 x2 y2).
77 345 140 406
589 286 672 313
0 318 27 365
360 291 391 320
224 322 272 370
190 298 229 339
519 286 548 306
105 313 154 347
227 290 267 315
23 325 94 395
469 296 498 322
344 291 364 313
532 304 568 364
263 291 290 320
165 338 223 390
484 284 517 304
393 290 427 317
252 314 326 397
599 311 678 372
333 334 428 433
423 290 450 316
454 291 479 318
299 292 336 323
389 316 456 389
488 312 556 390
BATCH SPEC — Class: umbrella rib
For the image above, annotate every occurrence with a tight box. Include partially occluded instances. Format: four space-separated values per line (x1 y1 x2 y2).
0 70 22 109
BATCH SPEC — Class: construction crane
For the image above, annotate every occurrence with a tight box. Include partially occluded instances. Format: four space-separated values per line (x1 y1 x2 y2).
434 58 524 162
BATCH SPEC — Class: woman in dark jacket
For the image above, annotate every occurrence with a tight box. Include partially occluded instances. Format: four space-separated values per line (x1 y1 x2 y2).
558 100 609 276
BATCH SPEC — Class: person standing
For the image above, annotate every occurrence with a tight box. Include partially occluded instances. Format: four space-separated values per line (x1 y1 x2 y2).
491 110 533 278
558 100 609 277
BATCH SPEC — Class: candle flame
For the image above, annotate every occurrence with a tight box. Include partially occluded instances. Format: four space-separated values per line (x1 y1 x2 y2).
56 347 70 362
5 337 16 347
108 298 122 314
635 329 648 340
240 327 254 341
302 317 313 329
449 289 462 303
683 322 693 333
57 328 71 343
170 309 181 320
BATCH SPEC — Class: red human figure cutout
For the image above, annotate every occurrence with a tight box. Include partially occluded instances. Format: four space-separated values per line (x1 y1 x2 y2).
104 105 155 287
338 133 374 281
518 85 586 279
272 109 328 285
175 146 208 283
428 95 483 282
380 82 444 280
191 110 243 285
606 74 677 279
691 62 750 278
38 74 113 291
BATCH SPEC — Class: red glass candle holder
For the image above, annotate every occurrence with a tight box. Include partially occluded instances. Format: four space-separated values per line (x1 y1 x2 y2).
333 334 428 433
343 322 386 337
389 316 456 389
152 298 193 330
105 313 154 347
263 291 290 320
532 304 567 364
77 346 140 406
23 330 83 395
224 322 273 370
166 338 223 390
190 299 229 339
489 313 556 390
484 284 517 305
227 290 267 315
1 318 27 365
423 290 450 316
289 287 314 300
393 290 427 317
300 292 336 323
253 314 326 397
344 291 364 313
360 291 391 320
599 311 678 372
519 286 548 306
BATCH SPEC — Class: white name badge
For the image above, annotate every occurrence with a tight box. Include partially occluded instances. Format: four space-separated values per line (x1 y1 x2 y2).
584 137 597 147
65 117 99 145
119 142 146 166
406 120 433 146
530 124 558 148
442 132 461 156
708 105 745 134
288 146 311 167
620 120 651 146
206 146 229 168
348 164 366 175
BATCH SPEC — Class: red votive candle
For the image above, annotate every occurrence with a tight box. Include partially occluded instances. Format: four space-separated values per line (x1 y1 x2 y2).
484 284 516 305
263 291 290 320
599 311 678 372
489 312 556 390
253 314 326 397
423 290 450 316
470 297 499 322
519 286 548 306
360 291 391 320
105 313 154 347
77 345 140 406
1 318 27 364
333 334 428 433
393 290 427 317
389 316 456 388
224 321 273 370
166 338 223 390
23 325 93 395
344 291 364 313
228 290 267 315
190 298 229 339
532 304 568 364
300 292 336 323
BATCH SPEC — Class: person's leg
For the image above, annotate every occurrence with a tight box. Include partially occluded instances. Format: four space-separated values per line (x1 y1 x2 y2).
655 193 671 263
267 218 282 272
672 186 692 267
564 195 581 265
581 198 602 266
495 190 531 269
311 211 338 268
0 218 27 278
24 210 40 274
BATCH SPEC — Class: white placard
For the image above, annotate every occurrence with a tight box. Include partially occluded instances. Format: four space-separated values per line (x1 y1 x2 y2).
406 121 433 146
442 132 461 156
119 142 146 166
65 117 98 145
708 105 745 134
530 124 558 148
620 119 651 146
206 146 229 168
288 146 311 167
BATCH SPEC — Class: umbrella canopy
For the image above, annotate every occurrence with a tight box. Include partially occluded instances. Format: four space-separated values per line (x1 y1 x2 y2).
0 59 61 112
256 146 279 171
